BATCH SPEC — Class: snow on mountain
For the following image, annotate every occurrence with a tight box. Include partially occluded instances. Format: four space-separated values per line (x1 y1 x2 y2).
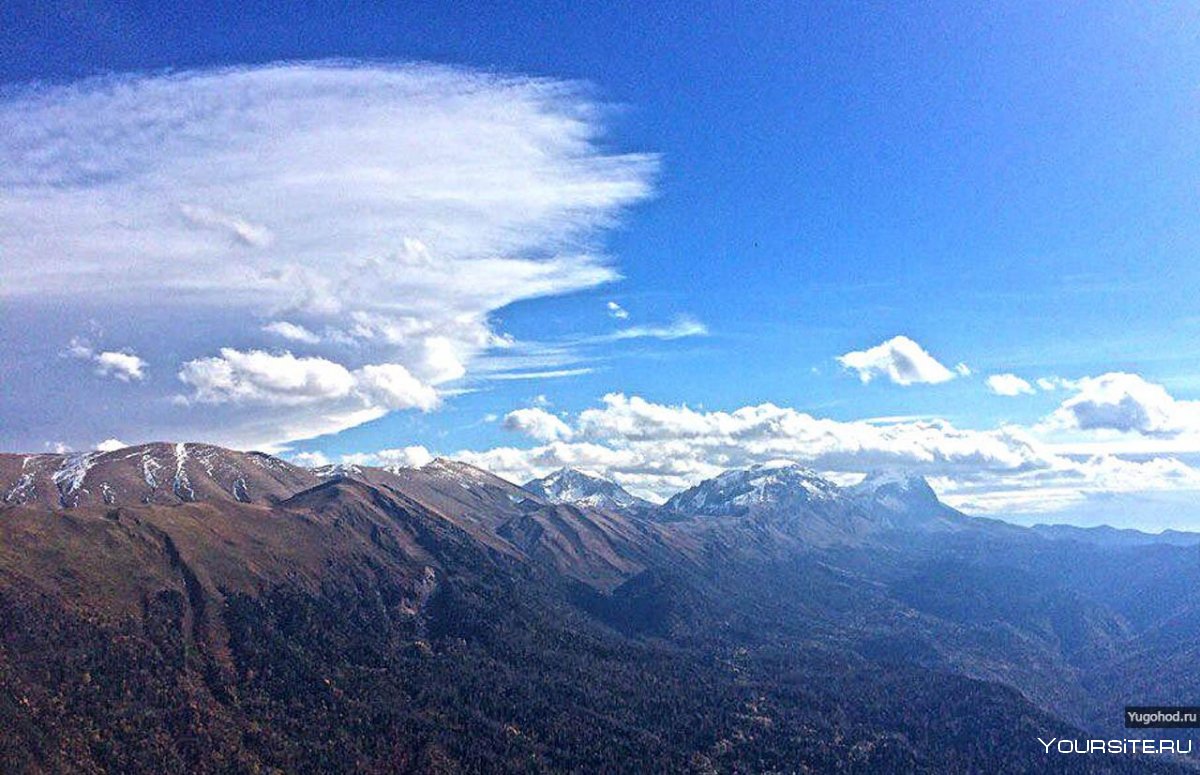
849 470 942 512
522 468 654 513
0 442 317 509
661 462 840 519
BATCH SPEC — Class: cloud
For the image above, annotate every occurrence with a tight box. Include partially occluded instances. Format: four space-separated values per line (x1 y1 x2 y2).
374 445 434 469
179 349 357 405
503 407 574 442
1036 376 1077 392
263 321 321 344
450 392 1200 513
177 349 438 422
64 337 93 360
94 351 147 382
937 455 1200 516
459 392 1056 498
95 438 127 452
179 204 273 247
606 301 629 319
600 315 708 342
355 363 440 411
837 336 958 386
1046 372 1200 437
315 445 433 469
289 451 330 467
64 338 147 382
485 367 595 381
1 62 656 449
986 373 1035 397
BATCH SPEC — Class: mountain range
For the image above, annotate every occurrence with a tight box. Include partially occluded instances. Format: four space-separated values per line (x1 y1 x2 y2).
1 443 1197 772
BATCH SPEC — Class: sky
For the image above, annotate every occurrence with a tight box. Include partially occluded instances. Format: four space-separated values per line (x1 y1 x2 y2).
3 1 1200 528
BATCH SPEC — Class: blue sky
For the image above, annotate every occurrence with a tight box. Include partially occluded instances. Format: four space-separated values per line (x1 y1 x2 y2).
4 1 1200 527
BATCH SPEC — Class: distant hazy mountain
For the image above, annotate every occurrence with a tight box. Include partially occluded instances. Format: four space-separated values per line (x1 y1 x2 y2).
0 442 1195 773
847 469 965 529
1029 522 1200 547
522 467 655 514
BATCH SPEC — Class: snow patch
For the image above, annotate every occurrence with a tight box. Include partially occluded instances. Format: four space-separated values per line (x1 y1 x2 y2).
173 443 195 501
142 452 162 489
4 456 43 503
52 452 99 506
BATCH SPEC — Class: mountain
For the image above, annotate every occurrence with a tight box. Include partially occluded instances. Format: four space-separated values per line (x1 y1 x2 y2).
655 462 888 550
522 467 654 514
0 443 1194 773
847 469 965 529
659 462 841 518
0 442 318 509
1030 522 1200 547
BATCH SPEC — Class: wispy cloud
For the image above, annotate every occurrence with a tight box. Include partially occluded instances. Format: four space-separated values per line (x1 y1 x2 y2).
589 315 708 343
485 367 596 381
2 62 656 449
263 321 321 344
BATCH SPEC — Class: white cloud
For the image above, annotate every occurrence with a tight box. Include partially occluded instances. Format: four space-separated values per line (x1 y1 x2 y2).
278 374 1200 515
485 367 594 381
179 204 273 247
837 336 958 386
443 392 1200 514
417 336 467 384
939 455 1200 516
604 316 707 342
179 349 357 405
64 337 93 359
63 338 147 382
355 363 440 411
95 438 127 452
986 373 1035 397
1036 376 1076 392
2 62 656 449
606 300 629 319
374 445 434 469
289 451 330 467
460 393 1056 499
1046 372 1200 437
95 352 147 382
175 348 439 445
316 445 433 469
263 321 321 344
503 407 574 442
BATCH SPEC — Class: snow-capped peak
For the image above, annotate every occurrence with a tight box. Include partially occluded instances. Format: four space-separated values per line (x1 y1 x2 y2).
662 462 839 518
849 469 936 500
848 469 950 524
523 467 651 512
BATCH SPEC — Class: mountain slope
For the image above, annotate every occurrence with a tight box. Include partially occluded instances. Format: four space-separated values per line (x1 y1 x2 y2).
0 443 1196 772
